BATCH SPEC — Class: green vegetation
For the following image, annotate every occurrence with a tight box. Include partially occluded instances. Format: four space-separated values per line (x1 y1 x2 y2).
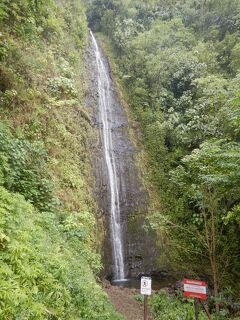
0 185 119 319
87 0 240 316
0 0 122 318
150 292 208 320
1 0 240 317
149 291 240 320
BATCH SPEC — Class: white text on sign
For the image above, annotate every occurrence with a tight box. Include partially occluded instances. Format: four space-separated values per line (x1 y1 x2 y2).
183 279 207 300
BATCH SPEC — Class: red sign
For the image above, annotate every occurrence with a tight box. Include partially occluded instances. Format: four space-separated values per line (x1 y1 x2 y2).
183 279 207 300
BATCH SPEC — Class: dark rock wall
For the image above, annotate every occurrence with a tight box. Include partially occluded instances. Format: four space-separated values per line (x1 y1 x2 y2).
84 33 157 279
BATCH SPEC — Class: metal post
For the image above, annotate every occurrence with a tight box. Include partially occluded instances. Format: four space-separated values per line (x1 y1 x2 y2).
144 295 148 320
194 298 199 320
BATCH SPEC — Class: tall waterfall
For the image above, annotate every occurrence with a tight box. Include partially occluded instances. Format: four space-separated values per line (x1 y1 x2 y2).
90 31 125 280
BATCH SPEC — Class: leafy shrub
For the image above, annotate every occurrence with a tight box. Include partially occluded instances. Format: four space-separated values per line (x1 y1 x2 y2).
0 186 123 320
0 89 18 108
150 292 208 320
0 122 56 211
48 76 77 99
61 211 102 272
134 294 144 303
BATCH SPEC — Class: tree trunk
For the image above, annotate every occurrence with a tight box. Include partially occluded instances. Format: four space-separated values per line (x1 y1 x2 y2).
203 196 220 313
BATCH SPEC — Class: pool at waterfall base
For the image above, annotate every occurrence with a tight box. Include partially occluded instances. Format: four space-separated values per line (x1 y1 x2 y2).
111 277 176 290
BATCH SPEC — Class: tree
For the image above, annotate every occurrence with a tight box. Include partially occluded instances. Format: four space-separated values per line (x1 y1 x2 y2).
168 140 240 308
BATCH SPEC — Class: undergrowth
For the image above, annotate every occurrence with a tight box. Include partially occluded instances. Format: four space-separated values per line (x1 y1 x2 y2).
149 292 240 320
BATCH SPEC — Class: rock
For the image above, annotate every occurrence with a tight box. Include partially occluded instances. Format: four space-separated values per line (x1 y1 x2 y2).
102 280 111 289
84 32 157 279
174 280 184 291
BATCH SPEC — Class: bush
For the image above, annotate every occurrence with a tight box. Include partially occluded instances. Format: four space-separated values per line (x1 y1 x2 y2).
0 186 123 319
0 122 56 211
150 292 209 320
48 76 78 99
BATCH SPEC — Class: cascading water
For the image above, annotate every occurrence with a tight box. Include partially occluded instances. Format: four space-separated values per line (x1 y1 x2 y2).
90 31 125 280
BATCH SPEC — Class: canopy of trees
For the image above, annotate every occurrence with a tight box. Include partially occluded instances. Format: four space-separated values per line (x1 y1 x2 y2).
87 0 240 310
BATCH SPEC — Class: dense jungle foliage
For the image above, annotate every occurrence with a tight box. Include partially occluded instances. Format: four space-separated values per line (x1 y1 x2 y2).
1 0 240 318
0 1 122 319
87 0 240 314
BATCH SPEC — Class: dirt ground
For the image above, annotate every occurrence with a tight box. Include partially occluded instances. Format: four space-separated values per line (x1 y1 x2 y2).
103 282 154 320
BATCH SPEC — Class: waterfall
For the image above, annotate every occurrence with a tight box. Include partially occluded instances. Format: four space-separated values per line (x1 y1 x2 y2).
90 31 125 280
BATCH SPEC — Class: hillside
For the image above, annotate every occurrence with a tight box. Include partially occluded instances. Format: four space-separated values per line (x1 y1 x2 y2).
0 1 122 319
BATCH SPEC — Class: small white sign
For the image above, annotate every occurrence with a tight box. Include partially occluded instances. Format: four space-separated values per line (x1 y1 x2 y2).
141 276 152 296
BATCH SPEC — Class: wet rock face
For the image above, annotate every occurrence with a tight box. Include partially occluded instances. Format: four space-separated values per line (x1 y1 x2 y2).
84 33 157 279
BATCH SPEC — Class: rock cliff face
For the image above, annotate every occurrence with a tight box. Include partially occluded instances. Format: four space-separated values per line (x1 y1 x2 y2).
84 33 157 279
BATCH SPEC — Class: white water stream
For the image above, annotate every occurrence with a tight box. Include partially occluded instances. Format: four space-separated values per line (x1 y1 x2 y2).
90 31 125 280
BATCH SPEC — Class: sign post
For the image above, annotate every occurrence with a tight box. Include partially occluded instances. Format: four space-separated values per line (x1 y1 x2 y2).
144 295 148 320
141 276 152 320
194 298 199 320
183 279 207 320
